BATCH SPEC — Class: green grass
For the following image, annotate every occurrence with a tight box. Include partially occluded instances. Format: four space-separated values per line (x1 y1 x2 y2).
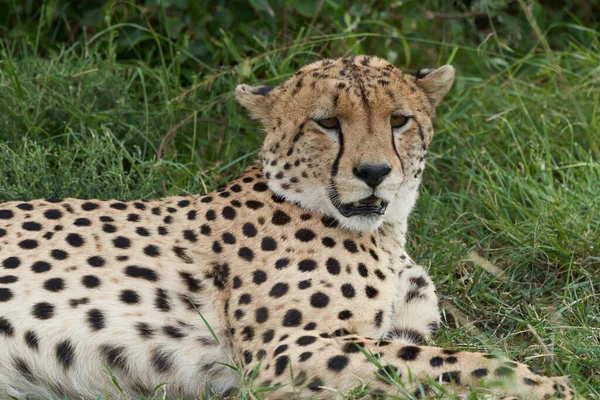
1 8 599 399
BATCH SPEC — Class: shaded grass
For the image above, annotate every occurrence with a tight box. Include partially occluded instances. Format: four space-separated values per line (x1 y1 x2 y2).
0 20 599 399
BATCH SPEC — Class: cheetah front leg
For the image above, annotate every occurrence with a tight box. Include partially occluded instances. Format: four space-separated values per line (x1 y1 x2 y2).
241 334 573 399
379 223 441 344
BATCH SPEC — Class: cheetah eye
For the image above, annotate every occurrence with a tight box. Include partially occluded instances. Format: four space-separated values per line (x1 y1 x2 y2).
391 115 409 129
315 117 340 130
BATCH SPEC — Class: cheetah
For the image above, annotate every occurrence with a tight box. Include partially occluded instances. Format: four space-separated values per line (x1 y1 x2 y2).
0 56 573 399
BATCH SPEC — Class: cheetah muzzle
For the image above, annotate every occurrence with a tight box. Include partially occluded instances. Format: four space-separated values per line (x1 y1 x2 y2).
0 55 573 400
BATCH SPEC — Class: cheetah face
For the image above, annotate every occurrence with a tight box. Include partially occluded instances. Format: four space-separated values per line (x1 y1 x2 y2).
237 56 454 232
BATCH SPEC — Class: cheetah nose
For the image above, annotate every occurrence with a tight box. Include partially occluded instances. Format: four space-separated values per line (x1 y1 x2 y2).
352 163 392 188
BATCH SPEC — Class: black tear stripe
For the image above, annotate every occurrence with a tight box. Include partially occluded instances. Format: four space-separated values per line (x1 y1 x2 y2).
418 124 425 141
328 125 346 206
391 127 405 176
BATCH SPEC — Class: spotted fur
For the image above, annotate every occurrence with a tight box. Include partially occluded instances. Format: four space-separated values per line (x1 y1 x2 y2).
0 56 572 399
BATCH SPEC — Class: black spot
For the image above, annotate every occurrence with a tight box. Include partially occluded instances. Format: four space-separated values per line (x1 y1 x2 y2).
298 259 317 272
110 202 127 210
274 355 289 376
209 263 230 289
56 340 75 369
253 182 268 192
163 325 186 339
173 246 193 264
33 302 54 319
365 285 379 298
295 229 316 242
262 329 274 343
261 237 277 251
298 279 311 289
445 356 458 364
327 355 348 372
369 249 379 261
151 348 173 373
44 209 63 220
255 307 269 323
439 371 461 384
398 346 421 361
0 317 14 336
239 293 252 305
178 199 190 207
22 221 42 231
222 232 235 244
155 288 171 312
310 292 329 308
120 290 140 304
374 310 384 327
299 352 313 362
87 256 105 267
179 272 202 293
238 247 254 261
101 345 128 371
201 196 213 203
253 270 267 285
87 309 105 331
269 283 289 298
343 240 358 253
3 256 21 269
341 284 355 298
25 331 39 350
274 344 288 357
322 237 336 247
430 357 443 367
82 275 100 288
125 266 158 281
44 278 65 292
389 328 425 345
136 322 154 338
0 275 17 284
65 233 84 247
246 200 264 209
326 258 341 275
523 377 540 386
272 210 291 225
375 269 386 280
242 223 257 237
212 241 222 253
357 263 368 277
282 309 303 327
136 227 150 237
19 239 39 249
377 365 402 383
31 261 51 273
296 336 317 346
472 368 488 377
232 276 242 289
144 245 160 257
81 202 99 211
275 258 290 269
338 310 353 320
73 218 91 227
16 203 34 210
222 206 236 220
127 213 140 222
241 326 255 341
113 236 131 249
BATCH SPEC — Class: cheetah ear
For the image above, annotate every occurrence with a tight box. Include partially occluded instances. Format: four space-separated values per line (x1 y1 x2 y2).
414 65 455 108
235 84 275 121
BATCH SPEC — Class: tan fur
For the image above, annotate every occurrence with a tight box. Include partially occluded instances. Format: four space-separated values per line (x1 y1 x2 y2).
0 56 572 399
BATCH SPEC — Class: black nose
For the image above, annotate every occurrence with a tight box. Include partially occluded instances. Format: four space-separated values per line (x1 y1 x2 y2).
353 163 392 188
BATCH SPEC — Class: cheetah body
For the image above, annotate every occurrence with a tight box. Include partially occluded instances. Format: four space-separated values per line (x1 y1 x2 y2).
0 56 572 399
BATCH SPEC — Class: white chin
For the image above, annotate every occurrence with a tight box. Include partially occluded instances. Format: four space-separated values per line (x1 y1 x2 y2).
328 205 385 233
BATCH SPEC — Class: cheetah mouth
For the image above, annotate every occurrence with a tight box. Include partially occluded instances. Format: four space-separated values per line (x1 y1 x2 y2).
336 196 388 217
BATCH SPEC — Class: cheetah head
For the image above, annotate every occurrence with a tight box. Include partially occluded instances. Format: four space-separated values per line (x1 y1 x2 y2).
236 56 454 232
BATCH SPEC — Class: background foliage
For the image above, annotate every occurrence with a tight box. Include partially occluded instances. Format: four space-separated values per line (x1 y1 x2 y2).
1 0 599 398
